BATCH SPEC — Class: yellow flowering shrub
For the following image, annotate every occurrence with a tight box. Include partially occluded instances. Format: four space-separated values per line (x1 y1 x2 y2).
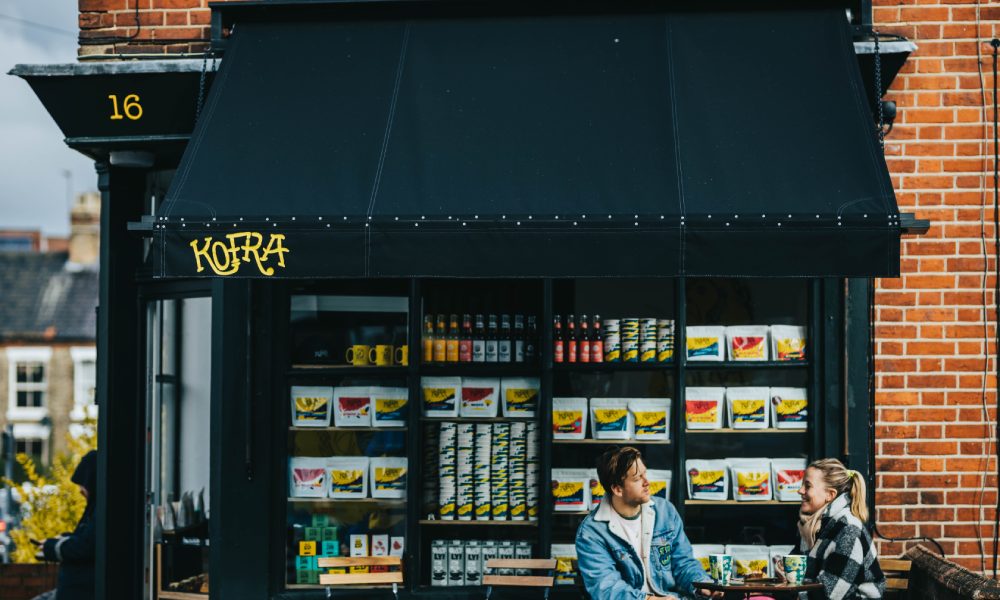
3 417 97 563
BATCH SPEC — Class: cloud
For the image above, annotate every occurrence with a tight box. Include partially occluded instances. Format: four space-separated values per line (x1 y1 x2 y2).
0 1 96 237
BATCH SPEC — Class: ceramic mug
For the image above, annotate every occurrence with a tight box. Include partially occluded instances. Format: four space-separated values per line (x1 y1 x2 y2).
395 345 409 366
783 555 807 585
709 554 733 585
345 345 371 366
369 344 394 366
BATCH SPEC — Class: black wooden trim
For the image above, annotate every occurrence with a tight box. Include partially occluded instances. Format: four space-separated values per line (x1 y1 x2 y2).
95 163 147 600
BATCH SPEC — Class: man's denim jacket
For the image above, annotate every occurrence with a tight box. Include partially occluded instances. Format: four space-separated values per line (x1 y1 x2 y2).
575 496 709 600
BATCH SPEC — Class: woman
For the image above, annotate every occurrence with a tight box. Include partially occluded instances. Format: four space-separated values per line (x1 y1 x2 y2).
40 450 96 600
797 458 885 599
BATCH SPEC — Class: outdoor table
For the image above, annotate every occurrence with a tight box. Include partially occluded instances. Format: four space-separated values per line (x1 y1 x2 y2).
693 579 825 600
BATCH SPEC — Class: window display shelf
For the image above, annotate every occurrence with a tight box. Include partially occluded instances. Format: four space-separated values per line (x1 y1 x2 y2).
418 520 538 526
288 498 406 506
288 426 408 432
685 428 805 434
684 361 808 370
420 364 541 376
553 439 671 445
419 416 534 423
288 365 409 377
552 362 673 372
684 500 799 506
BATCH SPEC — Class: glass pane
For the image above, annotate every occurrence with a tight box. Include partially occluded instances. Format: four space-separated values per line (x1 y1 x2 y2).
286 282 410 590
16 363 45 384
415 279 544 590
145 296 212 600
682 278 811 548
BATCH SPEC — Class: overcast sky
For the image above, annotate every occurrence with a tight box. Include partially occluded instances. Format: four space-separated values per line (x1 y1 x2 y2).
1 1 95 237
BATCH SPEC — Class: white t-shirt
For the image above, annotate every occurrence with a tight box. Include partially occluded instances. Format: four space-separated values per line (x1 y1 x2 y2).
610 508 652 593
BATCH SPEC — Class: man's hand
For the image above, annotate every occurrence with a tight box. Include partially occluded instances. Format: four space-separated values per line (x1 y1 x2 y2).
696 589 724 599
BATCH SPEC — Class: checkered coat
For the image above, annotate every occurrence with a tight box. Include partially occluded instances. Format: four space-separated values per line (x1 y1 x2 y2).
799 494 886 599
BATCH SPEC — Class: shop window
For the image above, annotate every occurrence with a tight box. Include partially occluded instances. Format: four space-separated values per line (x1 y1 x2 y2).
6 348 51 421
285 281 412 590
276 278 832 593
145 297 211 599
70 347 97 421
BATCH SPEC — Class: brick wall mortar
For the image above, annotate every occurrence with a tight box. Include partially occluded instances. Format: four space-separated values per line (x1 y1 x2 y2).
72 0 1000 575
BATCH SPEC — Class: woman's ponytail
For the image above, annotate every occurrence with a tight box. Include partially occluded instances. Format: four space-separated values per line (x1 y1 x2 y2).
848 470 869 523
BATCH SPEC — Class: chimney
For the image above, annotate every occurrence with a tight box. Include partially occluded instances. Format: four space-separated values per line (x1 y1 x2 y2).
68 192 100 266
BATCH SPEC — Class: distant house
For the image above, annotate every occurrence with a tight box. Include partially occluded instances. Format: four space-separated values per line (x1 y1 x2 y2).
0 193 99 469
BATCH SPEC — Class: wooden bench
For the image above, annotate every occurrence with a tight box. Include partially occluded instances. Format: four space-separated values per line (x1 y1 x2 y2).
483 558 556 600
879 558 911 597
316 556 403 598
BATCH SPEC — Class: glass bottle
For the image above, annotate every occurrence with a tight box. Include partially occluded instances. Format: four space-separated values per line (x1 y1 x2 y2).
433 314 447 363
446 314 460 362
553 315 564 363
472 314 486 363
459 314 473 362
485 314 499 362
498 315 512 362
567 314 577 363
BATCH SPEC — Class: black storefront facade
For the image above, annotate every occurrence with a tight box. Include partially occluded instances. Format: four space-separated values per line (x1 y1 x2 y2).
13 2 921 598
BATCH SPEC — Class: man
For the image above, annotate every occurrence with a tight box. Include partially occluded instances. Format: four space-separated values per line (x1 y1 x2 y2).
576 446 715 600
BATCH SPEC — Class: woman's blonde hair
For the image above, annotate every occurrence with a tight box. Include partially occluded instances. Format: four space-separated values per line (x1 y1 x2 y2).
809 458 869 522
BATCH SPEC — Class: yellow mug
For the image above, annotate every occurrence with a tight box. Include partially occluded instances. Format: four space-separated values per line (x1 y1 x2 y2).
345 345 371 366
395 345 409 366
369 344 394 367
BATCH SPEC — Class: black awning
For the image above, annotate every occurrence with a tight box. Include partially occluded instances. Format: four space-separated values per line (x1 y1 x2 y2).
152 7 900 279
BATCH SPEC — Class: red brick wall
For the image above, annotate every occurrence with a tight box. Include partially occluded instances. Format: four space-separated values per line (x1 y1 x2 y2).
0 564 59 600
874 0 998 574
75 0 1000 575
78 0 217 56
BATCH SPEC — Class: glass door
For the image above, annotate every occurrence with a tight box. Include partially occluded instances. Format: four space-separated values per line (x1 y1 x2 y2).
143 297 212 600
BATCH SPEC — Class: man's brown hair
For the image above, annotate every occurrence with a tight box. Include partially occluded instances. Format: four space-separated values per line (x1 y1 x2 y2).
596 446 643 494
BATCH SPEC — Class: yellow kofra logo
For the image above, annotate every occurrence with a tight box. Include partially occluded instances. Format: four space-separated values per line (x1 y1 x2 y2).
190 232 288 276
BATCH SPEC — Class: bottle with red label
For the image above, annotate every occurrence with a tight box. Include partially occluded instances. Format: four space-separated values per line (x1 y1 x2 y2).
591 315 604 362
553 315 564 363
567 314 577 363
459 314 473 362
579 314 590 363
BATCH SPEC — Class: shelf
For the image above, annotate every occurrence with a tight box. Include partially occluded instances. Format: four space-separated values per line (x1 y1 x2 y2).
685 428 806 434
684 360 808 370
419 519 537 526
685 500 799 506
553 439 671 445
419 416 534 423
289 426 407 432
288 366 409 377
419 363 541 376
158 592 208 600
553 362 673 372
286 584 399 590
288 498 406 506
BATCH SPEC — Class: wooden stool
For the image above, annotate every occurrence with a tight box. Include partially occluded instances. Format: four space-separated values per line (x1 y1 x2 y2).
879 557 912 597
483 558 556 600
316 556 403 599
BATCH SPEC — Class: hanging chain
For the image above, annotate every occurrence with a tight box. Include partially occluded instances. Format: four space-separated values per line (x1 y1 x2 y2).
874 30 885 150
195 51 215 124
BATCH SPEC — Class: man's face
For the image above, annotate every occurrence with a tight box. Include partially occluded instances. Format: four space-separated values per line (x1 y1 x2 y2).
612 458 650 506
